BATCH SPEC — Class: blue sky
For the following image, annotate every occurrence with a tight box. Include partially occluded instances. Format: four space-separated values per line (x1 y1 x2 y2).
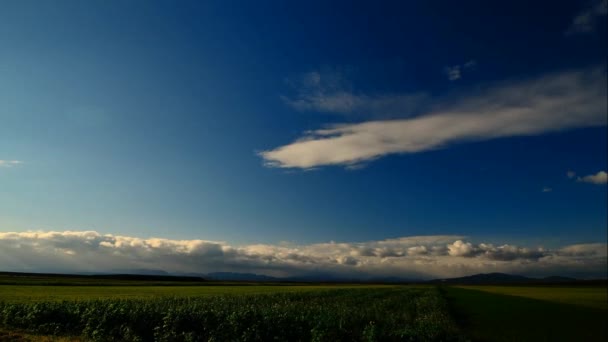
0 1 606 277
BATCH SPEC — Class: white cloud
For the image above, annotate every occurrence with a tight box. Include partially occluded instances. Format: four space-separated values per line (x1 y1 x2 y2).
0 160 22 168
0 230 605 279
542 187 552 192
566 0 608 35
261 67 607 169
567 170 577 179
447 240 475 257
577 170 608 184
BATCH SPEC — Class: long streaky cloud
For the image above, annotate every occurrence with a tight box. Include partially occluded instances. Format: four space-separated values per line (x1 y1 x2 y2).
261 67 607 169
0 160 22 168
0 230 606 279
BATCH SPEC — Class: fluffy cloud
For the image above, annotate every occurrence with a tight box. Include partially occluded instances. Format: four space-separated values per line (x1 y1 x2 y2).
0 230 605 279
577 171 608 185
261 67 607 169
0 160 22 168
566 0 608 35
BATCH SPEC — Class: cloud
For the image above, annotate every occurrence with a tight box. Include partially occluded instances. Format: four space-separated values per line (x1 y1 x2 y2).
542 187 552 192
0 160 22 168
567 170 576 179
0 230 605 279
577 171 608 184
444 60 476 81
261 67 607 169
566 0 608 35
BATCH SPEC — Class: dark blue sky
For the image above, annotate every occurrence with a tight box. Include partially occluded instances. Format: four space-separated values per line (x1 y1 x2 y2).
1 0 606 249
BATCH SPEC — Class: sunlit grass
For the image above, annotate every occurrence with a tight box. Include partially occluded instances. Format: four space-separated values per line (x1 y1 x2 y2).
0 284 394 303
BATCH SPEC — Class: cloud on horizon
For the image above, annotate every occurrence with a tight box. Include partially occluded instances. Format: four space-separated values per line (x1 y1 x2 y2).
1 230 606 279
261 67 607 169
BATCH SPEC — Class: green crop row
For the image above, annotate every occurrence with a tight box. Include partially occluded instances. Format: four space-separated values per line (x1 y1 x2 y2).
0 287 464 341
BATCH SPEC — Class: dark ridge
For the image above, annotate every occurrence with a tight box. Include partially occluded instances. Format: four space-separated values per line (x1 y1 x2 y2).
0 271 206 282
206 272 279 282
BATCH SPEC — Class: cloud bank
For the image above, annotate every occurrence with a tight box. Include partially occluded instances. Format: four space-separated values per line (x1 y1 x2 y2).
262 67 607 169
1 231 606 279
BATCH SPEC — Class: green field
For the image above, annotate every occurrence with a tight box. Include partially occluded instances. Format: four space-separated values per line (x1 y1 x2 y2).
453 285 608 309
0 286 462 342
0 275 606 342
0 284 392 303
444 286 607 342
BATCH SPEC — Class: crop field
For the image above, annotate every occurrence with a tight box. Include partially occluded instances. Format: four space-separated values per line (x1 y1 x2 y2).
0 284 393 303
0 286 463 341
0 274 606 342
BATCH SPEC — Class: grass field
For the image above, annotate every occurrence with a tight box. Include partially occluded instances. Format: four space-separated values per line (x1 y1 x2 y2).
454 285 608 309
443 286 608 342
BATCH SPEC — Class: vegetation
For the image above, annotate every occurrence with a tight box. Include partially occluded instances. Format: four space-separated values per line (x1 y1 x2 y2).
0 284 391 303
454 285 608 309
1 272 606 341
0 287 464 342
443 286 607 342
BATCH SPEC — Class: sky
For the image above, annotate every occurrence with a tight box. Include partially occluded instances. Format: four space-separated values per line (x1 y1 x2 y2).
1 0 607 279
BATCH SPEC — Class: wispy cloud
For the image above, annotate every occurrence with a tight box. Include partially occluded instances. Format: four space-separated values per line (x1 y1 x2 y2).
542 187 552 193
444 60 476 81
566 0 608 35
0 160 22 168
0 231 606 279
577 171 608 185
261 67 607 169
567 170 577 179
282 70 430 118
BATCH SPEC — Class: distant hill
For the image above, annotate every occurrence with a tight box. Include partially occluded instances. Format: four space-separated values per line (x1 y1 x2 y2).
109 269 170 276
206 272 279 282
0 271 207 284
429 272 579 285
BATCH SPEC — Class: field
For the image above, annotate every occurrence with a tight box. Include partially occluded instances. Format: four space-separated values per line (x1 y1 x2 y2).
452 285 608 309
444 286 607 342
0 274 606 341
0 284 393 303
0 286 462 341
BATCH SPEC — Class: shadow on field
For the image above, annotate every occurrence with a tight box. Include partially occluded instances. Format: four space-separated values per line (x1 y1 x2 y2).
442 286 607 342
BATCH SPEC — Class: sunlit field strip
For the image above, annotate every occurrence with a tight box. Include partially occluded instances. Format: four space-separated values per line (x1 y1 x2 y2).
0 284 399 303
